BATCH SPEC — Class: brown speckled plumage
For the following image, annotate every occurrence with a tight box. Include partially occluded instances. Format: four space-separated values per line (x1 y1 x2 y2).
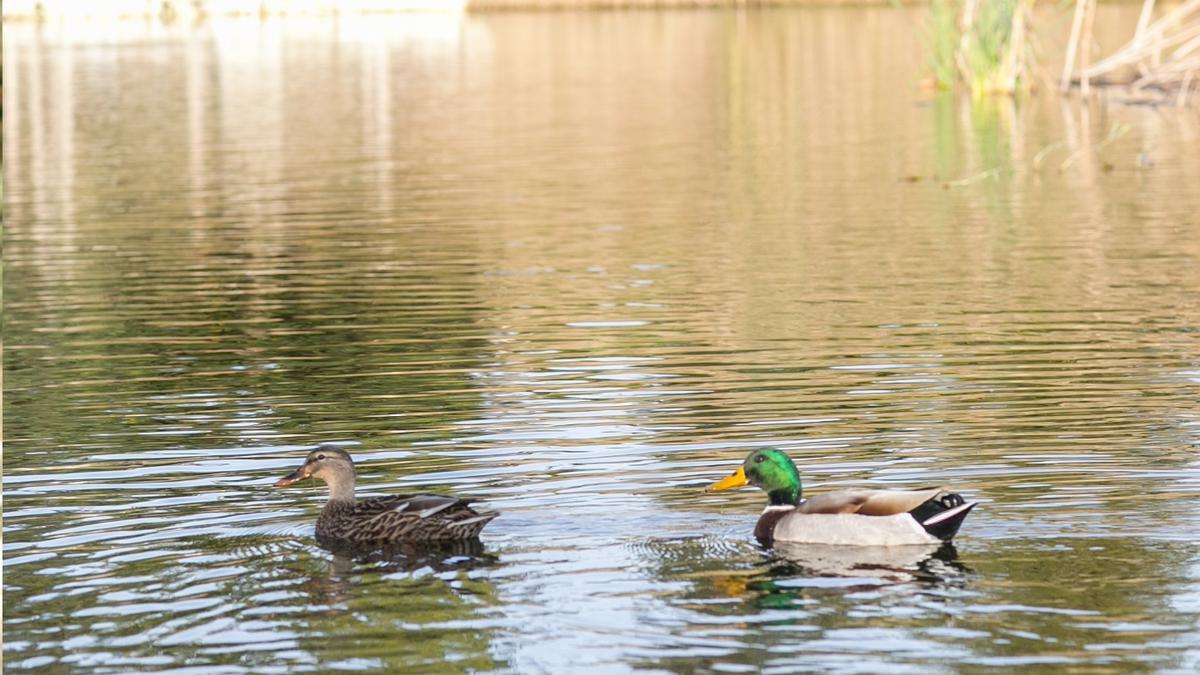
316 494 496 543
276 446 497 544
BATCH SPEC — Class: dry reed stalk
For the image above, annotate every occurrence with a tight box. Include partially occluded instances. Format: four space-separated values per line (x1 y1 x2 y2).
956 0 980 87
1087 18 1200 78
1013 0 1036 93
1067 0 1200 105
1061 0 1090 92
1002 0 1026 92
1179 70 1195 105
1081 0 1096 97
1134 0 1157 45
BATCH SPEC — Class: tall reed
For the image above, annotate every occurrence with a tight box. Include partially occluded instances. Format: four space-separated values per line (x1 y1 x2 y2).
929 0 1036 95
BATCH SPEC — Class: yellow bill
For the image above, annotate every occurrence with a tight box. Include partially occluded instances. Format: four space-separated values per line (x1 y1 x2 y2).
708 466 748 492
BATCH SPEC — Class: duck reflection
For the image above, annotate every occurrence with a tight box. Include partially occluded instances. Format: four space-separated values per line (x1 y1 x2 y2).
735 543 971 611
298 536 498 610
768 541 968 584
319 536 497 576
289 536 506 669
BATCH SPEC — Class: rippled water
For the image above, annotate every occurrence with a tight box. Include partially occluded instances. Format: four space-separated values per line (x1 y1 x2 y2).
5 6 1200 673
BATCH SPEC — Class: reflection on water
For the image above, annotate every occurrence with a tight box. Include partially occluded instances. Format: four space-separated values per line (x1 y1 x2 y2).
319 537 497 571
4 6 1200 673
770 542 958 581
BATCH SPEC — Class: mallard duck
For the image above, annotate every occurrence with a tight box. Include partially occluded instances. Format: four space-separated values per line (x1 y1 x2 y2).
275 446 497 543
708 448 976 546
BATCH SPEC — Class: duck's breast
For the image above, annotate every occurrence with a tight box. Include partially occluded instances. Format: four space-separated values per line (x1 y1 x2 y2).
772 512 938 546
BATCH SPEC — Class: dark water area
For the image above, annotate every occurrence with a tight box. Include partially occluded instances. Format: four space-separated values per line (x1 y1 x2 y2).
4 7 1200 673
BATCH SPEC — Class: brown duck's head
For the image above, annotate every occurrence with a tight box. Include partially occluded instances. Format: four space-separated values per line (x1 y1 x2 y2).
275 446 356 488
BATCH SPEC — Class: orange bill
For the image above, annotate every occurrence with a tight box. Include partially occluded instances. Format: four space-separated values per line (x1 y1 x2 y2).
275 464 311 487
708 466 748 492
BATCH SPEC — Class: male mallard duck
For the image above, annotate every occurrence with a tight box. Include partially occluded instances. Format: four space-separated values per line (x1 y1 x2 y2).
275 446 497 543
708 448 976 547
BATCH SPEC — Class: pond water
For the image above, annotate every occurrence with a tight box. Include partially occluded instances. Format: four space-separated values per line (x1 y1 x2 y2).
4 6 1200 673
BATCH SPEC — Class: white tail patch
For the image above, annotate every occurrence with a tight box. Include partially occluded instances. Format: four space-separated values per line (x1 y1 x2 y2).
922 501 976 527
418 502 456 519
456 514 495 526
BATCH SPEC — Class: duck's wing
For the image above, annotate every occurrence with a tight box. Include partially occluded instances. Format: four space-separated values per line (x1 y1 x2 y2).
354 494 472 517
344 494 497 541
797 488 946 516
772 511 940 546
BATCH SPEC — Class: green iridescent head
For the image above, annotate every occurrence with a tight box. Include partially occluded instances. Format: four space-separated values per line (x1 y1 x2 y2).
708 448 802 506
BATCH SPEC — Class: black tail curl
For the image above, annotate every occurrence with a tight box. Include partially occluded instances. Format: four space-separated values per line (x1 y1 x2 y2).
908 492 976 541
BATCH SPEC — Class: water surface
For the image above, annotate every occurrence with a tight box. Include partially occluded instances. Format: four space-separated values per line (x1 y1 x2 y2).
5 7 1200 673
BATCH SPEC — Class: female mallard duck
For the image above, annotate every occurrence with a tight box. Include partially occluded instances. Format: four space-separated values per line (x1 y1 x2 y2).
708 448 976 547
275 446 497 543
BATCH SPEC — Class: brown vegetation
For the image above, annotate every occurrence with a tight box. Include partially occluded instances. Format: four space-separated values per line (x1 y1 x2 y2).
1062 0 1200 106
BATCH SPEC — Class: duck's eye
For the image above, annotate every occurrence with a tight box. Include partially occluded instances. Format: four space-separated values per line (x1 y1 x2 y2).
316 454 326 461
754 454 765 463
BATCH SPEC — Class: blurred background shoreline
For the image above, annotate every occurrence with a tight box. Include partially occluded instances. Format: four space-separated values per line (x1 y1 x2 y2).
5 0 919 21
